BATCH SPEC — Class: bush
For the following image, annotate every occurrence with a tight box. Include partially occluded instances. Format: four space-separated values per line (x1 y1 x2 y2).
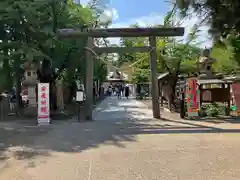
200 103 220 117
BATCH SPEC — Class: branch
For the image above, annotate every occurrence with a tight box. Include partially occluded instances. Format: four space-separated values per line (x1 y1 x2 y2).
55 47 75 79
58 0 68 16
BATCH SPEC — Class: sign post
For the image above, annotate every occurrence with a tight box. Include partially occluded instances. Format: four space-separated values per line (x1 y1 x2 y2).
76 90 84 121
38 83 50 125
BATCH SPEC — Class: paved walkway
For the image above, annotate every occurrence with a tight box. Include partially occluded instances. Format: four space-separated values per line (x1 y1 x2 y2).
93 96 153 121
0 97 240 179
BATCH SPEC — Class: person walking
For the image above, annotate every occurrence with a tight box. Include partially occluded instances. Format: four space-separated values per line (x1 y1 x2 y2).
125 85 130 99
121 85 124 96
108 86 112 96
116 86 121 99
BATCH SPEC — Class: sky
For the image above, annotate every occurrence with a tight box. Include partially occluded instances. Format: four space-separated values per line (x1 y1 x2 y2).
79 0 212 48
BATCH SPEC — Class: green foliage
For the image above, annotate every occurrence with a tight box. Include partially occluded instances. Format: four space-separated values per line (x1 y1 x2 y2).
200 103 226 117
118 3 240 84
175 0 240 35
211 45 239 74
117 7 202 85
175 0 240 69
205 103 220 117
180 59 197 74
118 27 147 67
131 69 149 83
0 0 107 93
94 57 108 83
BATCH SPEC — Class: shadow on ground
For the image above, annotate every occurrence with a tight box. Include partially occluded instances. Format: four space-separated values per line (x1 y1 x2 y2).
0 125 52 165
0 97 240 166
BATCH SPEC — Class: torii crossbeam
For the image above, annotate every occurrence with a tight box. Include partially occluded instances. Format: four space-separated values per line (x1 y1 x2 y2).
57 27 184 120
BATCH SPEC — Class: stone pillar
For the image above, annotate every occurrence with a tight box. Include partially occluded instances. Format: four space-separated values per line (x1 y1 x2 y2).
85 37 94 120
22 61 38 117
149 36 160 119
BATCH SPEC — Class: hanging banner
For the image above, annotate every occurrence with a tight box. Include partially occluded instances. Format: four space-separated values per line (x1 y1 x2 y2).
38 83 50 125
186 78 200 117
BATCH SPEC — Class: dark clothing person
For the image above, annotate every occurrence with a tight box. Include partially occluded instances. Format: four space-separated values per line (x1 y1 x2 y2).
125 86 129 99
108 86 112 96
116 87 121 99
9 94 16 103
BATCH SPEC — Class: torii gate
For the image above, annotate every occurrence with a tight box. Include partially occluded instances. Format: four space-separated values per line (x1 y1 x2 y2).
57 27 184 120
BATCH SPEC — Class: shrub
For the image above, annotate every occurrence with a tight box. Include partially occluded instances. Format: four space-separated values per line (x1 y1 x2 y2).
201 103 220 117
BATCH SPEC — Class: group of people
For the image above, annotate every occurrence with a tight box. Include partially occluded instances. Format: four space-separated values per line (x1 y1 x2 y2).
106 84 130 99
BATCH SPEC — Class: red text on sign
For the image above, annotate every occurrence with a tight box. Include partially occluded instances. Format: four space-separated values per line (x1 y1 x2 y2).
41 86 46 92
41 93 46 99
40 106 48 113
41 100 46 105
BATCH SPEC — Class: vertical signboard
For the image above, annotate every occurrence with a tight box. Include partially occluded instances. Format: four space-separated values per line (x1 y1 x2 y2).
186 78 200 117
38 83 50 125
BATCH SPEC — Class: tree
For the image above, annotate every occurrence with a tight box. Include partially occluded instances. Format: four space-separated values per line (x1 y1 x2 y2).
131 69 149 84
117 6 202 110
175 0 240 37
211 45 239 74
118 33 147 66
175 0 240 67
0 0 107 112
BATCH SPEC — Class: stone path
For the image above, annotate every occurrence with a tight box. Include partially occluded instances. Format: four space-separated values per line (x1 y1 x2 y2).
0 97 240 179
93 96 153 121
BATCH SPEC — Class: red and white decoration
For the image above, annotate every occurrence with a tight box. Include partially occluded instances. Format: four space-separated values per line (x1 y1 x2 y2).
38 83 50 125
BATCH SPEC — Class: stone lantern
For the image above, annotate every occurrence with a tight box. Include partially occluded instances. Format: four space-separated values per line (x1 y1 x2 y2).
198 48 216 78
22 61 39 116
23 61 38 84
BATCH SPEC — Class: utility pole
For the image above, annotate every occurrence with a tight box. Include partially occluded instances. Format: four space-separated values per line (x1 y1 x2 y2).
85 37 94 120
149 36 160 119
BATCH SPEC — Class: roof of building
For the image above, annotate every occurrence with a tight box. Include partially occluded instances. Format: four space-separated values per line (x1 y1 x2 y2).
224 75 240 81
157 72 169 80
106 70 128 81
197 79 233 84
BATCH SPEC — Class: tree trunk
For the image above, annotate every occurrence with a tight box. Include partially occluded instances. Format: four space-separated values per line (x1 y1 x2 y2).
50 83 57 111
14 56 22 113
2 37 12 92
167 73 178 112
68 83 76 104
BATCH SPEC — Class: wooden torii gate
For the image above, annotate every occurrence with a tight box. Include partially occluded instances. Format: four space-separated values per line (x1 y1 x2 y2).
58 27 184 120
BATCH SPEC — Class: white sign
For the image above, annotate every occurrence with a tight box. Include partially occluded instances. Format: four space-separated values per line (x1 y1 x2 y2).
76 91 84 102
38 83 50 125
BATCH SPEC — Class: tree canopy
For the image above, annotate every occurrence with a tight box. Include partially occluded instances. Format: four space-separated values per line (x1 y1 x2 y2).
175 0 240 37
0 0 108 95
175 0 240 66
